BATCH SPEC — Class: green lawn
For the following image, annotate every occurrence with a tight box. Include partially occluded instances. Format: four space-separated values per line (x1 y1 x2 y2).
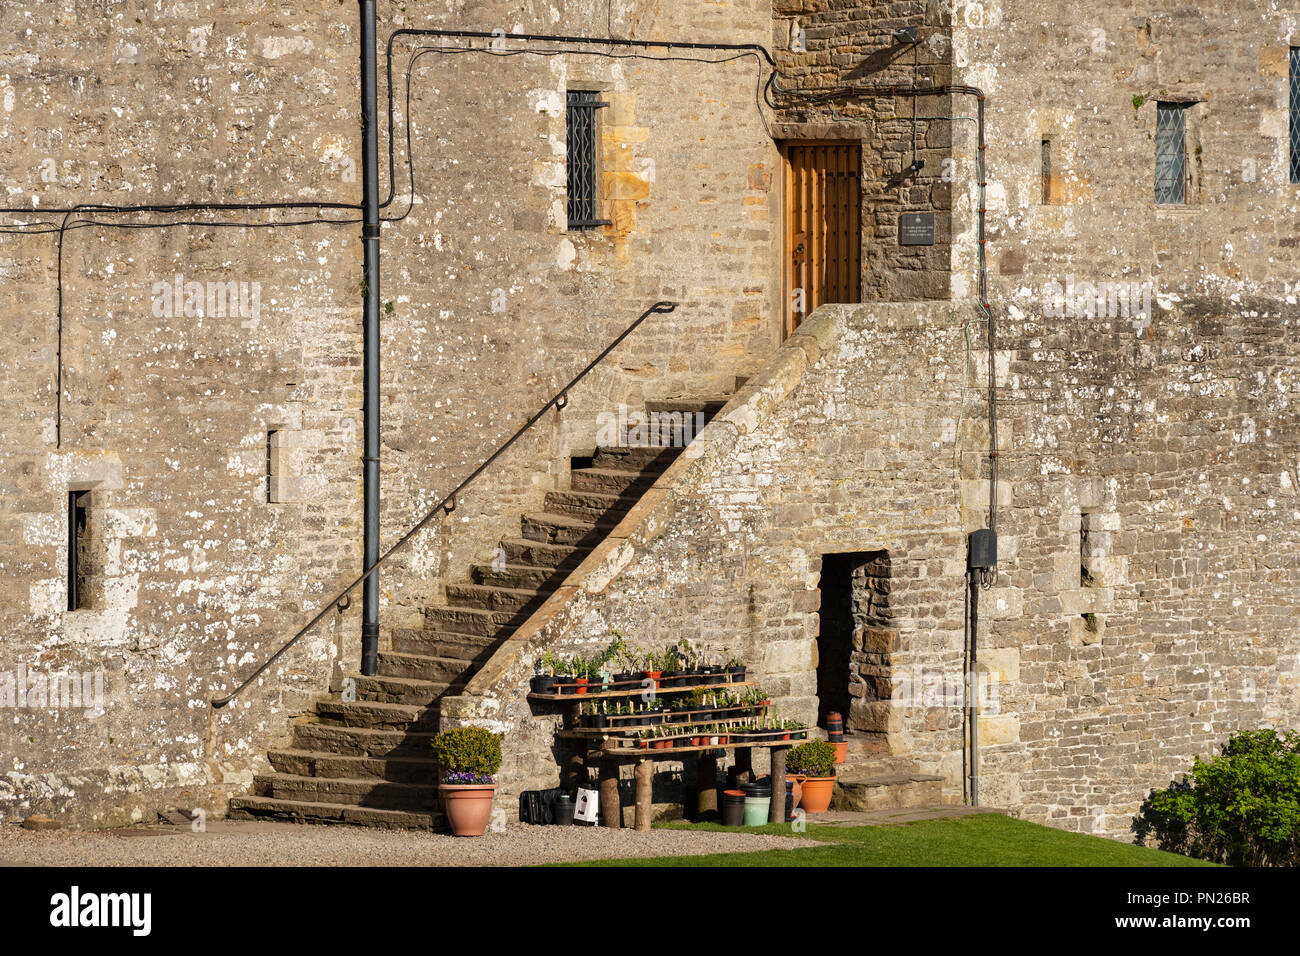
556 814 1217 867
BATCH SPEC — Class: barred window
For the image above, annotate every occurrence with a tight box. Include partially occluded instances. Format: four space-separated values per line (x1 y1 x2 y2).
1290 48 1299 184
1154 102 1188 205
566 90 610 230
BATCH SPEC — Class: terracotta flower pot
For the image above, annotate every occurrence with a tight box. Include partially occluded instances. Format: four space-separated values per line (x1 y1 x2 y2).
794 775 835 813
644 670 662 688
832 741 848 764
573 677 588 695
440 783 496 837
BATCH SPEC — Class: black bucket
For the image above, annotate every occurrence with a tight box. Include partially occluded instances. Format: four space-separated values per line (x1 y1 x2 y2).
553 796 575 826
721 790 746 827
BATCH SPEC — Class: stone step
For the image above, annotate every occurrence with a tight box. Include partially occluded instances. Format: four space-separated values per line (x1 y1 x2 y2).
444 583 547 613
227 394 731 833
422 604 518 636
520 511 611 546
390 628 502 663
471 562 569 591
291 720 437 758
254 773 439 810
570 467 659 495
500 537 593 568
228 795 441 830
543 489 636 522
313 699 437 731
268 748 440 783
377 650 474 684
828 773 947 813
592 444 682 471
644 397 729 418
356 673 459 707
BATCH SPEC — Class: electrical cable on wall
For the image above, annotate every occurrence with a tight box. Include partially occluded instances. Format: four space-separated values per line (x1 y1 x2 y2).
380 28 778 220
387 43 772 224
0 198 360 448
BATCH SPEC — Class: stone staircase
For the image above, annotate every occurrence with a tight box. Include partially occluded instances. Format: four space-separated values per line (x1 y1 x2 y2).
828 733 951 811
228 398 728 829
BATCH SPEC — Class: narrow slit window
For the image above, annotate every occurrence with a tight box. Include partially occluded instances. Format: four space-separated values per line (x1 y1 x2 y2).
1155 102 1188 204
1080 512 1094 587
68 491 89 611
267 429 280 504
1290 48 1299 184
565 90 610 230
1041 138 1052 203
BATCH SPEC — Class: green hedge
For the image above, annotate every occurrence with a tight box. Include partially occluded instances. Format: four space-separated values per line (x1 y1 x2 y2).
1132 729 1300 866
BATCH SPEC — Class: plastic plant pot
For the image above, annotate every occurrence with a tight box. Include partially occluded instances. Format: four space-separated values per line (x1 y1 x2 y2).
552 797 576 826
530 675 559 695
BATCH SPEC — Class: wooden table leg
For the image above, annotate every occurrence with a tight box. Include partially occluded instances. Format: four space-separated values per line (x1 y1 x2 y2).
566 745 587 793
634 758 653 831
696 751 719 822
769 746 789 824
733 746 753 786
599 757 621 829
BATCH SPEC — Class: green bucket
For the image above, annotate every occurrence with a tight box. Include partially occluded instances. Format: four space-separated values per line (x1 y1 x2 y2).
742 796 770 826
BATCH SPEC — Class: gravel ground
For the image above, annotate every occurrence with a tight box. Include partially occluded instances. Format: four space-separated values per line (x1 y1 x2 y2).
0 820 820 867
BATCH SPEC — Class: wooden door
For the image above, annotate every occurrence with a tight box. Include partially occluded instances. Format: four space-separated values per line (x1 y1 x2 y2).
783 142 862 335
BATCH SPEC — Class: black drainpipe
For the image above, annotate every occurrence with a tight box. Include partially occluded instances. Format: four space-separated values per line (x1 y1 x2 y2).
360 0 381 676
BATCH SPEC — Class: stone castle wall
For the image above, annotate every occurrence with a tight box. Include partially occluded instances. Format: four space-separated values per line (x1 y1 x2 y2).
448 298 1300 838
954 1 1300 303
0 0 784 825
0 0 1296 835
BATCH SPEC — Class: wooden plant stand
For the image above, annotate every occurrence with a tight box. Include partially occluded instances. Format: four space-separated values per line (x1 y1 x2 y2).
529 674 795 830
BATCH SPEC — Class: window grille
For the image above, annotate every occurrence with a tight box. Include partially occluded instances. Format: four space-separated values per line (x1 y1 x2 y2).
1290 48 1299 184
566 90 610 229
1154 102 1188 205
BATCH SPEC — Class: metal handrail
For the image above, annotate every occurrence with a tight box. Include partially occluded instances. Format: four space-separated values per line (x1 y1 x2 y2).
211 300 678 707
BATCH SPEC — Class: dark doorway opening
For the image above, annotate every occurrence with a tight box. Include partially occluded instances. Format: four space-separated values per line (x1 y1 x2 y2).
816 550 893 737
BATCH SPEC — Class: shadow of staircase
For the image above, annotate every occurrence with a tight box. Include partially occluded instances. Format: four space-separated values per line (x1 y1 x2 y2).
228 398 728 829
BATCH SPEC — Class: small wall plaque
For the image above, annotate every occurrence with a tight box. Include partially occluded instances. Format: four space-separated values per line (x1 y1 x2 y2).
900 212 935 246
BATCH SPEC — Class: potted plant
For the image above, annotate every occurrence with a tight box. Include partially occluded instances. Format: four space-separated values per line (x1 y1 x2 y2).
743 687 771 715
662 643 689 688
432 726 504 837
642 649 664 688
681 639 702 676
583 700 608 729
786 739 836 813
570 655 591 695
726 656 746 683
697 653 725 685
612 639 640 685
529 653 560 695
552 656 576 694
